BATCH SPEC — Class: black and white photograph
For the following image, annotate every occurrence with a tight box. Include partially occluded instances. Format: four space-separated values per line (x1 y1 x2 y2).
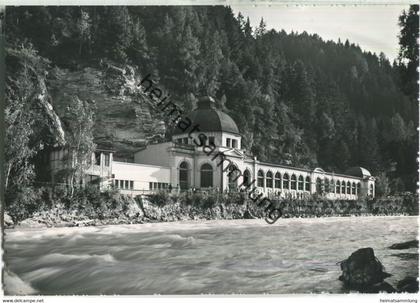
1 2 419 301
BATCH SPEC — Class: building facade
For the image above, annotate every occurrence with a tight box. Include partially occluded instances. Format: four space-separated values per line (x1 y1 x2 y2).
50 97 375 199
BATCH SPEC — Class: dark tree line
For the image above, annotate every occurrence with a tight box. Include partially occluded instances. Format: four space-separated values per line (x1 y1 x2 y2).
5 5 418 194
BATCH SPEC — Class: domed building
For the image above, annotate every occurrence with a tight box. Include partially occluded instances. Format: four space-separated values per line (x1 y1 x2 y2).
106 96 375 199
50 96 374 199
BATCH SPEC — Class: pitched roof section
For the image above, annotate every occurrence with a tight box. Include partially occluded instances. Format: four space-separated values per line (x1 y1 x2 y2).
344 167 372 178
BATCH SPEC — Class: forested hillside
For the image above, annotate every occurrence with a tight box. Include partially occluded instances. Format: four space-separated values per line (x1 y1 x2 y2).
5 6 418 194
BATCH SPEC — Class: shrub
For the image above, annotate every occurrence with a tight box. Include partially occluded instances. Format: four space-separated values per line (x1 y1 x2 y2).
200 193 218 209
148 191 171 207
220 192 246 205
176 191 229 209
5 186 45 223
181 191 203 206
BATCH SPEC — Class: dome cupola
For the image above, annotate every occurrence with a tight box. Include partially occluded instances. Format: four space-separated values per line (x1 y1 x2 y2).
173 96 240 135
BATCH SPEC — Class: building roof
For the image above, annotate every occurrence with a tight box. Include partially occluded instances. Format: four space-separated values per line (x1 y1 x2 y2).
344 167 372 178
173 96 240 135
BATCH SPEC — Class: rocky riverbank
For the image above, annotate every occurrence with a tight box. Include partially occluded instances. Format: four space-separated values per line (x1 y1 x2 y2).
4 190 418 229
5 194 261 229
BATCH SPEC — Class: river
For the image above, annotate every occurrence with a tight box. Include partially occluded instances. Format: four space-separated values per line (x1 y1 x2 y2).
4 216 418 295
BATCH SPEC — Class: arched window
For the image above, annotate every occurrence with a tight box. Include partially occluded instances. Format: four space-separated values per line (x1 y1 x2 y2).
305 176 311 191
369 184 374 196
336 180 341 193
298 176 304 190
266 171 273 188
200 163 213 188
179 161 190 190
324 178 330 193
275 172 281 189
351 182 356 195
316 177 323 193
283 173 290 189
341 181 346 194
347 181 351 194
228 165 240 191
257 170 265 187
357 183 361 194
291 175 297 190
330 179 335 193
243 169 251 186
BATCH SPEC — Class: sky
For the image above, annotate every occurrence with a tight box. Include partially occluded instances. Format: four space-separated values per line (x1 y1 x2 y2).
231 5 409 62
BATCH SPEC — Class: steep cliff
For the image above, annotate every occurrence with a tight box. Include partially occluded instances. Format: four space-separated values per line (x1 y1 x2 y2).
48 64 165 159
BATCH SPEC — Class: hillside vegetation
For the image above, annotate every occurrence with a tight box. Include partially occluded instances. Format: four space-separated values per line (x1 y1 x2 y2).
5 6 418 197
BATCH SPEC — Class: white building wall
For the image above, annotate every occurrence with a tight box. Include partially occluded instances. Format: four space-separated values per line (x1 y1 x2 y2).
134 142 172 167
112 161 171 195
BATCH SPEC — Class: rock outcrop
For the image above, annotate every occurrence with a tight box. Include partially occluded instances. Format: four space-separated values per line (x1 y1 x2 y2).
48 65 165 159
338 247 393 292
37 70 66 146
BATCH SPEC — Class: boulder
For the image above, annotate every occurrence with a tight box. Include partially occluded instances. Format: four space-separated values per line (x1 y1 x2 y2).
3 268 38 295
369 282 396 293
4 212 14 228
243 209 256 219
125 200 143 219
74 219 95 227
389 240 418 250
339 247 392 292
17 218 48 229
397 276 419 293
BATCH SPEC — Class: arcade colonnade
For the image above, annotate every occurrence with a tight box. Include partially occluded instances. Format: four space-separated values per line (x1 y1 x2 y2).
174 158 374 200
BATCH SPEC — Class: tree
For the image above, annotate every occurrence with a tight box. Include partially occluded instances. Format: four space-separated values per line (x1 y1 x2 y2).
95 7 134 62
76 8 92 57
200 31 223 96
178 25 201 93
5 89 37 191
397 5 419 100
243 17 253 38
395 5 418 192
254 18 266 37
335 140 351 170
126 17 151 71
5 46 51 192
61 97 96 196
286 61 316 129
375 172 391 197
389 113 408 142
